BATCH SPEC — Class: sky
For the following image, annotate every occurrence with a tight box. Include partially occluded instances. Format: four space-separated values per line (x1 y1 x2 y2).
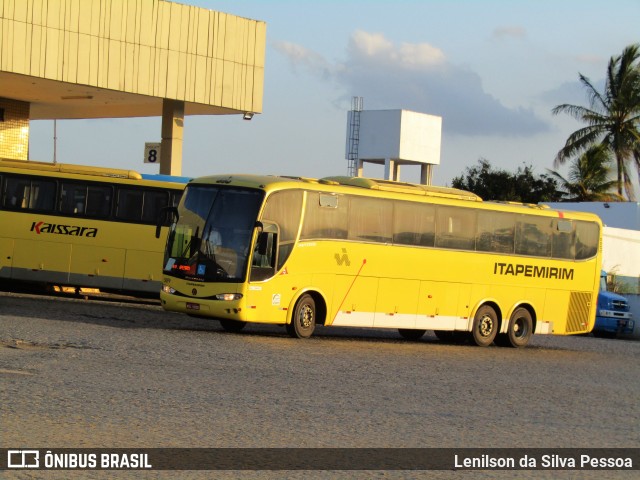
28 0 640 188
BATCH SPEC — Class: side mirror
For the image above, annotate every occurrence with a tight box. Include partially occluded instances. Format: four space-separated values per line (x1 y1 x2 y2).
156 206 179 238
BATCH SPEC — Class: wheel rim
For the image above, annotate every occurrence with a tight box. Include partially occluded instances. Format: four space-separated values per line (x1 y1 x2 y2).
299 304 314 329
513 316 528 338
478 314 494 338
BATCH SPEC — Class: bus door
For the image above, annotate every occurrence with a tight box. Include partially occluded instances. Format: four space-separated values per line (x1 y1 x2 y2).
246 223 289 323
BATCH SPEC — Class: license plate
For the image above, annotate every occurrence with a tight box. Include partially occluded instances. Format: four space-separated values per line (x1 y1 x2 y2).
186 303 200 311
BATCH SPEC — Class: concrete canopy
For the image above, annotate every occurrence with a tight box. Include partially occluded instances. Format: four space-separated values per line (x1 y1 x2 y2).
1 0 266 172
1 0 265 118
2 70 246 120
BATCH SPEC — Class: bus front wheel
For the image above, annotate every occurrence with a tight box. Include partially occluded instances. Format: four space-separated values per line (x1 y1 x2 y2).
471 305 498 347
219 319 247 333
287 294 316 339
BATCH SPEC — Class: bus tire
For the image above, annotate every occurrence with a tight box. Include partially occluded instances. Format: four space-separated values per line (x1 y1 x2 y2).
287 294 316 339
434 330 469 344
434 330 452 342
398 329 426 341
219 319 247 333
471 305 498 347
503 307 533 348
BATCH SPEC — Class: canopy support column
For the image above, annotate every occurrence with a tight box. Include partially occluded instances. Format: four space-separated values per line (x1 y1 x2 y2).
160 99 184 176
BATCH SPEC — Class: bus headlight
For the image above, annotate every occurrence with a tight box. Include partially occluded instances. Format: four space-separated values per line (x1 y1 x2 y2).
162 285 176 294
215 293 243 301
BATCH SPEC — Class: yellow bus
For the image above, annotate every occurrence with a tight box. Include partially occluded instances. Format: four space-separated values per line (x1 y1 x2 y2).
0 158 188 295
159 174 602 347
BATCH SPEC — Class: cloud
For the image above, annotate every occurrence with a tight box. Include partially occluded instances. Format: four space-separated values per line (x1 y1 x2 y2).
272 40 333 79
538 78 606 107
274 30 548 136
491 26 526 40
346 31 446 69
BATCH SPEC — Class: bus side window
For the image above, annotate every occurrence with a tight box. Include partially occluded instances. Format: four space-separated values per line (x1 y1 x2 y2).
4 177 30 209
260 190 303 270
348 197 393 243
171 191 182 208
516 217 552 257
575 221 599 260
85 185 112 217
476 211 515 254
250 231 277 281
300 192 347 240
552 219 575 259
3 177 56 211
60 183 87 215
30 180 56 211
393 200 435 247
116 188 143 221
142 190 169 224
435 206 476 250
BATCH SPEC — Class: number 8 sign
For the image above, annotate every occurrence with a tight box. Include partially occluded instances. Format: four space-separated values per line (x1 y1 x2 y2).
144 142 161 164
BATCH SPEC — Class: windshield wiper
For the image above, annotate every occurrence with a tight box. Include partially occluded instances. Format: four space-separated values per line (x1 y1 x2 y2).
180 226 200 259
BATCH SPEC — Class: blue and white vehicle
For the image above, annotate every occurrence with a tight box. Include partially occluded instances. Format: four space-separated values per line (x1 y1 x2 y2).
594 271 634 338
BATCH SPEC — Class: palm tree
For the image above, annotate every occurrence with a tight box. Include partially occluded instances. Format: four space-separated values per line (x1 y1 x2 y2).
547 144 623 201
552 44 640 200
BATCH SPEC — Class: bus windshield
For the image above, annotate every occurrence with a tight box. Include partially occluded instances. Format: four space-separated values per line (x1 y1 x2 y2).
163 185 263 282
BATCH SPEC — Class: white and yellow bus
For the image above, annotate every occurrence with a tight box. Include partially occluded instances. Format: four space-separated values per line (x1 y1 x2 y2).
159 174 602 347
0 158 188 294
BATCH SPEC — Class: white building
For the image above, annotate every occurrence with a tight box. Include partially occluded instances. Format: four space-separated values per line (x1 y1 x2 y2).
543 202 640 337
544 202 640 230
346 109 442 184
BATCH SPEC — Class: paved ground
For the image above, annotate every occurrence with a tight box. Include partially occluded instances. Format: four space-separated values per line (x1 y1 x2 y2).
1 290 639 479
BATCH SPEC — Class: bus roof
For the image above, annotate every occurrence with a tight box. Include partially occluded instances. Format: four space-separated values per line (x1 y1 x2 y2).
0 158 189 188
320 176 482 201
0 158 143 179
190 173 481 201
188 173 602 223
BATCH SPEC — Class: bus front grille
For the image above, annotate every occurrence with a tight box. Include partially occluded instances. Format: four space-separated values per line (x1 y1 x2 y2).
612 299 628 311
566 291 592 333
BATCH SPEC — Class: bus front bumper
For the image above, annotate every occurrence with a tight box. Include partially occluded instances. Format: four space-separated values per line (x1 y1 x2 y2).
594 314 634 334
160 287 246 320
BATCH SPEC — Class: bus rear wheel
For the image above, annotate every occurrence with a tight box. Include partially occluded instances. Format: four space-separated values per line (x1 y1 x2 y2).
219 319 247 333
434 330 468 344
287 294 316 339
471 305 498 347
398 329 426 341
496 307 532 348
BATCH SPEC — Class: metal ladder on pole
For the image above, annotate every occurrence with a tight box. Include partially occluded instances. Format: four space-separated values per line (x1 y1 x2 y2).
346 96 363 177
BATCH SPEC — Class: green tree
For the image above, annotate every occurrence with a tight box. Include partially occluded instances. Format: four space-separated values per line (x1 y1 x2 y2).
552 43 640 200
547 144 623 201
451 159 562 203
